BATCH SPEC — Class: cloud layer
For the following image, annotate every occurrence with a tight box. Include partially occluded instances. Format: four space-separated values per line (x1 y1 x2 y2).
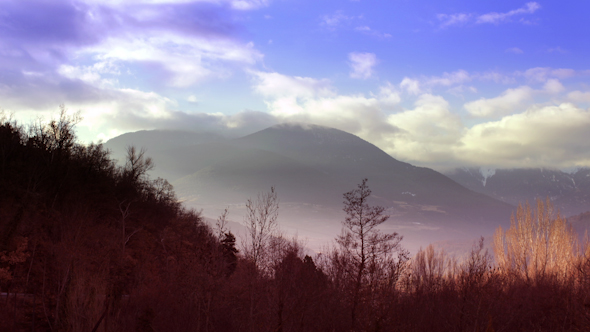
249 70 590 171
2 0 589 172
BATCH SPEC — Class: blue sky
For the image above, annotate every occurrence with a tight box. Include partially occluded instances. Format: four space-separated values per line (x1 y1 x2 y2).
2 0 590 170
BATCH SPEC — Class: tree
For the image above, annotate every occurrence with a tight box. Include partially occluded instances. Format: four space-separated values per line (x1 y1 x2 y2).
122 146 153 185
494 198 577 282
335 178 408 330
243 186 279 272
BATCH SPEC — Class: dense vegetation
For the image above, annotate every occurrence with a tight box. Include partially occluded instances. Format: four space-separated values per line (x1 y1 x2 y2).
2 111 590 331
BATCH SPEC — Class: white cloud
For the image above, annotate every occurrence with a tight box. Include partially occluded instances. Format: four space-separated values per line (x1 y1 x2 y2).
399 70 471 94
458 103 590 169
464 86 534 118
252 71 400 141
438 2 540 28
522 67 576 82
476 2 540 24
400 78 421 95
437 13 472 28
348 52 378 79
86 34 262 87
81 0 270 10
547 46 568 54
57 60 121 87
252 71 334 100
543 79 565 94
477 71 517 84
248 71 590 171
321 11 354 29
425 70 471 87
385 94 463 163
567 91 590 103
377 83 402 107
354 26 392 38
230 0 270 10
505 47 524 54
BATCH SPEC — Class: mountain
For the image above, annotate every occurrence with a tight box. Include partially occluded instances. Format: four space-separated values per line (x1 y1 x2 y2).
230 124 513 225
445 167 590 217
105 124 516 252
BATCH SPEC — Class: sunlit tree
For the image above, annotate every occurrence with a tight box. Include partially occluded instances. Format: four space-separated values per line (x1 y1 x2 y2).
494 198 578 282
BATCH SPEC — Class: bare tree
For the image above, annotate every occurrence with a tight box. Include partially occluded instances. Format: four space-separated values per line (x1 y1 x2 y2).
409 244 453 293
494 198 578 282
336 178 408 330
243 187 279 271
123 146 153 184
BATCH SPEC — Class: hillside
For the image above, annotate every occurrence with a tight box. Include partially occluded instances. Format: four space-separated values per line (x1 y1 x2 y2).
445 167 590 217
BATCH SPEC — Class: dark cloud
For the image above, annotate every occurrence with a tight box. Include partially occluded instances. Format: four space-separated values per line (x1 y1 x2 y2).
127 2 239 38
0 0 239 48
0 1 101 46
0 70 106 110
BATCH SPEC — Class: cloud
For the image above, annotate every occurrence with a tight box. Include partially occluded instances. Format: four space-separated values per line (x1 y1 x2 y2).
0 0 270 142
51 87 279 142
400 78 421 95
464 86 534 118
438 2 540 28
505 47 524 54
252 71 334 100
476 2 540 24
354 26 392 38
377 83 402 107
477 71 517 84
88 33 262 87
248 70 590 171
567 91 590 103
348 52 378 79
398 68 585 98
80 0 271 11
385 94 463 164
521 67 576 82
399 70 471 95
0 0 263 94
425 70 471 87
321 11 355 29
437 13 472 28
547 47 568 54
458 103 590 169
252 71 400 141
543 79 565 94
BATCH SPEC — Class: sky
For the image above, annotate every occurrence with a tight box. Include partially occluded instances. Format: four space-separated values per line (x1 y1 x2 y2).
2 0 590 171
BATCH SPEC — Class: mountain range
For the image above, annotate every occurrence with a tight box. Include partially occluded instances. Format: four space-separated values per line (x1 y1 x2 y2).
104 124 589 252
445 167 590 217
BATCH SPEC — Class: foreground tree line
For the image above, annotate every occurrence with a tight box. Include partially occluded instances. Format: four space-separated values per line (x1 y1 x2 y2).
2 111 590 331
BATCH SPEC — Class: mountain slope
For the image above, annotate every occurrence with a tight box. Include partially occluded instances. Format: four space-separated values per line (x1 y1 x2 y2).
104 124 517 252
445 167 590 216
230 124 513 227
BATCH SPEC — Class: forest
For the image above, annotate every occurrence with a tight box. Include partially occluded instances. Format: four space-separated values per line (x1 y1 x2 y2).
2 111 590 332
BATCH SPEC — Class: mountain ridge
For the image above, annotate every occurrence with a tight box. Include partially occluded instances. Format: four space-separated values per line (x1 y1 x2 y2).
104 123 516 251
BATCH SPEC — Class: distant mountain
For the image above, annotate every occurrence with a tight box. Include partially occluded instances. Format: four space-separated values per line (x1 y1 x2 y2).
568 211 590 236
228 124 513 227
445 167 590 217
106 124 513 233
